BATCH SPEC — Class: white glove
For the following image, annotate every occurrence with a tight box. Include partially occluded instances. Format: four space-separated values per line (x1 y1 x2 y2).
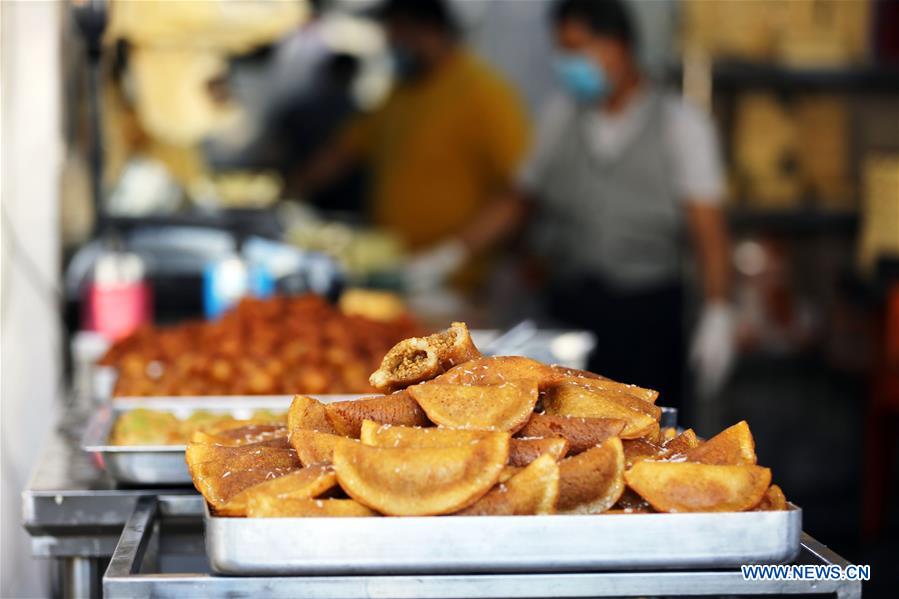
689 301 737 400
402 239 468 292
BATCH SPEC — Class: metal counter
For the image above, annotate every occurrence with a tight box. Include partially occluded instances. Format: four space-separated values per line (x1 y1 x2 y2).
24 416 862 599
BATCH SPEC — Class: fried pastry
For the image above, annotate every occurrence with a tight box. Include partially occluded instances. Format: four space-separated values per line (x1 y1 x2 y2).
192 423 287 447
290 430 356 467
546 379 662 420
247 496 378 518
186 443 297 478
194 465 302 511
333 435 509 516
435 356 557 388
517 414 625 455
287 395 337 436
497 466 521 483
625 462 771 513
369 322 481 392
754 484 787 511
557 437 625 514
216 466 338 516
324 391 429 437
408 381 538 433
551 367 659 404
456 454 559 516
508 437 569 467
681 421 757 465
622 438 666 469
359 420 500 448
542 384 658 439
661 428 699 457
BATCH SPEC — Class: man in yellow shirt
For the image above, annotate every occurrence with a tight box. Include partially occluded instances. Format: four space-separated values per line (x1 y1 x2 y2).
300 0 530 289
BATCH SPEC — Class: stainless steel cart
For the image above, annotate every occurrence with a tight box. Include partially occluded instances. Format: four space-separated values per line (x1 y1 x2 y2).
24 419 862 599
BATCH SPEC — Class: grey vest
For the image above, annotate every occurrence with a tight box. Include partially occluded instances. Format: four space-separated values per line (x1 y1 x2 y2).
533 92 682 289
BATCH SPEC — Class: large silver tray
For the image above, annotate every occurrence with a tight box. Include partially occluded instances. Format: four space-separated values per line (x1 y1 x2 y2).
80 395 354 485
206 504 802 575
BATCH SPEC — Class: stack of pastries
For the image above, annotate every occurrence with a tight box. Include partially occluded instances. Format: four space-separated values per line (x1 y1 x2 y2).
187 323 787 517
100 294 421 396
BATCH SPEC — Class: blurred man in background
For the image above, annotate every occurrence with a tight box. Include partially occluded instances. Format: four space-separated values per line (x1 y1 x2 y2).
476 0 735 414
298 0 530 289
279 52 366 214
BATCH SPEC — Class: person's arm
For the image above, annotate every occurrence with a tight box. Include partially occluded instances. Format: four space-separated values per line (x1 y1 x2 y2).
293 140 357 193
685 202 731 302
455 69 531 252
671 99 736 398
685 200 736 399
403 73 532 289
458 186 529 255
292 112 374 195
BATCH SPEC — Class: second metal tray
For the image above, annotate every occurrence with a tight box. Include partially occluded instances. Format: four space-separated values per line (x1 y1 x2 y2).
81 395 356 485
206 505 802 575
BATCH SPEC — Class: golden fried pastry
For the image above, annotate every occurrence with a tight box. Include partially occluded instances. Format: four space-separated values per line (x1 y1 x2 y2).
542 384 658 439
517 414 625 455
247 496 378 518
547 379 662 421
333 434 509 516
287 395 337 435
548 365 608 381
754 484 787 511
194 465 302 512
625 462 771 513
661 428 699 457
369 322 481 392
216 466 338 516
659 426 678 443
682 421 757 465
324 392 429 437
557 437 625 514
435 356 557 389
622 438 666 469
508 437 569 467
186 442 297 477
497 466 521 483
359 421 499 448
192 423 287 447
408 381 538 433
551 367 659 404
290 430 355 467
456 454 559 516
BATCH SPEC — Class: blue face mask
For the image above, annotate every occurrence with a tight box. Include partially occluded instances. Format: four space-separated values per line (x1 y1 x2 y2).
553 53 610 103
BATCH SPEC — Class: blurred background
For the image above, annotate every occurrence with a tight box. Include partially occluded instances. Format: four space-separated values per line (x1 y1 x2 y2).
2 0 898 596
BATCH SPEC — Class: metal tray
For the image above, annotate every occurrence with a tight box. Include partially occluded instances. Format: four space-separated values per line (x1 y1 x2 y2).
205 504 802 575
80 395 356 485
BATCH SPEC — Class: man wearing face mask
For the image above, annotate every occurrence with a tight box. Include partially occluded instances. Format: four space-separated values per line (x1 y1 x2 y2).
510 0 734 412
298 0 529 290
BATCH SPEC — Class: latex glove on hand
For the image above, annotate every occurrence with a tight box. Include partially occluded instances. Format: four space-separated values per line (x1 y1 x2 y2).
402 239 468 293
689 301 737 400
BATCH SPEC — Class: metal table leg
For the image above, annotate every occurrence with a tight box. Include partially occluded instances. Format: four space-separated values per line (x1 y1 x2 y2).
60 556 100 599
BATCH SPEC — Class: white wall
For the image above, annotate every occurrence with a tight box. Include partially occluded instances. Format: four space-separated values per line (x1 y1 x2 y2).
1 1 63 597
